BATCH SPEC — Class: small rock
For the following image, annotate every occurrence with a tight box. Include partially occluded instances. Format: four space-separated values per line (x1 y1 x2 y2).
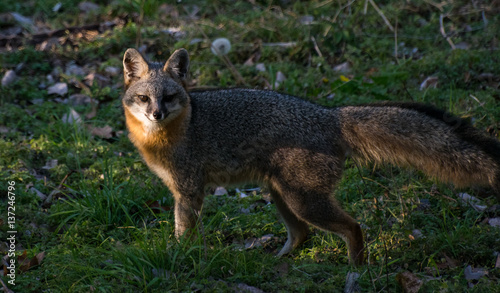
411 229 424 239
255 63 266 72
274 71 286 88
52 2 62 12
10 12 33 26
67 94 92 106
104 66 120 76
457 193 487 212
454 42 470 50
65 62 86 76
0 126 10 133
344 272 360 293
189 38 203 45
417 198 431 210
30 187 47 201
213 186 227 196
333 62 351 73
47 82 68 96
78 1 100 12
299 15 314 25
31 98 44 105
234 283 265 293
1 70 17 87
62 108 82 124
488 217 500 228
42 159 58 170
276 71 286 83
464 265 487 281
236 188 248 198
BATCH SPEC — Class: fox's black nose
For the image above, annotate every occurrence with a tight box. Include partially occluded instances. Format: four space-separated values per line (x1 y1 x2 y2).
152 111 162 120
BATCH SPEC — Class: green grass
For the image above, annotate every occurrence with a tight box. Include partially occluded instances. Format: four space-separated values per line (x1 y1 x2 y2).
1 0 499 292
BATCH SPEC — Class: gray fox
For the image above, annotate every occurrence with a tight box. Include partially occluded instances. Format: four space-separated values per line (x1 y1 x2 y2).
122 48 500 265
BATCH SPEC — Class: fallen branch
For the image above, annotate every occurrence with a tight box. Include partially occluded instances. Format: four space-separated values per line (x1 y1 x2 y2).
439 14 456 49
368 0 394 32
0 18 124 49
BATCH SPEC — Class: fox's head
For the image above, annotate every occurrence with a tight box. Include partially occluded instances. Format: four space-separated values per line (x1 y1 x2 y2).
122 48 190 132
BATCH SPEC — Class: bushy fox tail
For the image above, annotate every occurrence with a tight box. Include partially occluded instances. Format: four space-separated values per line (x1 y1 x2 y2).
338 102 500 196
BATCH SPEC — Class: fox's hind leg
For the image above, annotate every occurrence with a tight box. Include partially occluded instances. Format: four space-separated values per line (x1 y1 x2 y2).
271 180 365 265
271 187 309 256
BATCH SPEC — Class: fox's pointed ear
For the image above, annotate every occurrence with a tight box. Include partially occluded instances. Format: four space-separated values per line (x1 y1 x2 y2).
163 49 189 84
123 48 149 88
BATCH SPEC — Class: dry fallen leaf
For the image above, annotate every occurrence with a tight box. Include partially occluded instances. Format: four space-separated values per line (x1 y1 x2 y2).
144 200 172 214
274 262 289 277
17 251 46 273
234 283 265 293
244 234 274 249
88 125 113 139
396 271 422 293
420 76 438 90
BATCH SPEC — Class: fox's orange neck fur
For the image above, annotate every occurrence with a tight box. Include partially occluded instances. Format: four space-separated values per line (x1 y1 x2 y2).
124 105 191 155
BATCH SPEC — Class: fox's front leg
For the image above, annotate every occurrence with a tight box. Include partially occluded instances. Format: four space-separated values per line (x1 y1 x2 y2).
173 194 204 239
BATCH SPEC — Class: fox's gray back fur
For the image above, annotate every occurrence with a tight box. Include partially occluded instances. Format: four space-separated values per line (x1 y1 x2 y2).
185 89 500 192
122 48 500 265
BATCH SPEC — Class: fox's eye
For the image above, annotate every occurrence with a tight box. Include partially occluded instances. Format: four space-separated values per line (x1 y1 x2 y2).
137 95 149 102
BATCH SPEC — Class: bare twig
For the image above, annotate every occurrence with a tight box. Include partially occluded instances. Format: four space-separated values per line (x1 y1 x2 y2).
439 14 456 50
262 42 297 48
332 0 357 23
368 0 394 32
57 170 75 190
0 278 13 293
394 17 398 63
310 36 323 58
